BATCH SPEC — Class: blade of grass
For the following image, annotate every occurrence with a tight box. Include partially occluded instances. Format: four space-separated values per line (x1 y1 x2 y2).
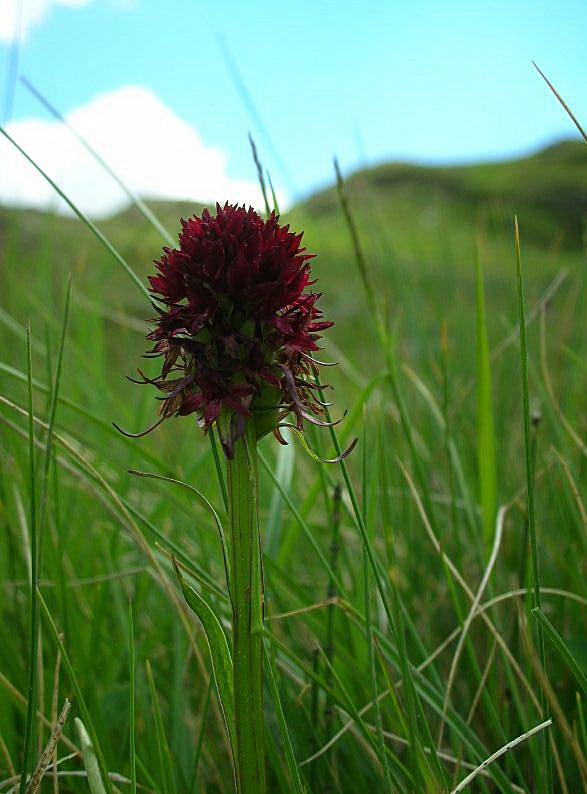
277 370 387 565
248 134 270 216
217 34 296 194
333 158 380 334
450 719 552 794
532 608 587 696
128 469 230 600
475 247 497 549
532 62 587 142
363 552 393 792
38 277 71 566
189 678 212 794
19 324 39 794
74 719 108 794
514 216 552 793
209 427 228 513
0 358 173 476
324 484 341 745
128 602 137 794
264 645 306 794
266 170 280 215
146 661 176 794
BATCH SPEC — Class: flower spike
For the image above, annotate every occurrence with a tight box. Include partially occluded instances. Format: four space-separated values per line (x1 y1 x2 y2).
139 203 335 455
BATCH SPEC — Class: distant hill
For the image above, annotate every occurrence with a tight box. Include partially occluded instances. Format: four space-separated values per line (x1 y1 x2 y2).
299 140 587 250
2 139 586 251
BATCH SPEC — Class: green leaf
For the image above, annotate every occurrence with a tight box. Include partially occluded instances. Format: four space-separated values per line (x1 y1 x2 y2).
74 718 108 794
172 560 236 753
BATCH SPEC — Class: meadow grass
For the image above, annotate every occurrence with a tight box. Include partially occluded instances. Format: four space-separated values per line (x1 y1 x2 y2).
0 111 586 794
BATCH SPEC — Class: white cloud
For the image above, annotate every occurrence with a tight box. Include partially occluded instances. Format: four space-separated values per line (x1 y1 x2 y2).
0 86 268 217
0 0 94 43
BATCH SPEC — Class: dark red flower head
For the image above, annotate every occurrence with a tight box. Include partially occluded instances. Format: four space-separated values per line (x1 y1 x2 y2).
140 203 333 456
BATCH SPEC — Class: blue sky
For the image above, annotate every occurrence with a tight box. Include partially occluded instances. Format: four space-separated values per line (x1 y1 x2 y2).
1 0 586 214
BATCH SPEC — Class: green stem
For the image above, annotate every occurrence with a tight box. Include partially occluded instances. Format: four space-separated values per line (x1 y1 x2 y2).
20 325 38 794
227 420 266 794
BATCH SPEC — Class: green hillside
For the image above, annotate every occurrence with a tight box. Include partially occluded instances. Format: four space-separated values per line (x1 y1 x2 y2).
300 139 587 247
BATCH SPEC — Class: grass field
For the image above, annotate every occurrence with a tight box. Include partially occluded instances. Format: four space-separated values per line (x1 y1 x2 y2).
1 133 587 793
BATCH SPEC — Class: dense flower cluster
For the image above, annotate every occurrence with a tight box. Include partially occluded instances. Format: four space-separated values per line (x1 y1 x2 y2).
140 203 333 455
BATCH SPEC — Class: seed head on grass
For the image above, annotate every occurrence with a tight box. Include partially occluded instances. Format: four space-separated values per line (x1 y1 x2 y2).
136 203 333 456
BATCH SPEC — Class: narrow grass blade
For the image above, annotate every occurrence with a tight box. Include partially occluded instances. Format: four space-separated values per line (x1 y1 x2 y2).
532 62 587 142
333 158 380 333
324 484 341 743
249 133 270 216
38 277 71 570
363 553 393 792
128 603 137 794
267 170 280 215
19 324 39 794
189 679 212 794
145 661 176 794
209 427 228 512
0 357 173 475
514 217 552 792
437 506 506 749
264 645 306 794
217 34 296 193
475 248 497 548
74 719 108 794
450 719 552 793
532 608 587 696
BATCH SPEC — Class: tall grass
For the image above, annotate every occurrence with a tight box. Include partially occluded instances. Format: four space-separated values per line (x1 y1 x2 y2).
1 87 587 794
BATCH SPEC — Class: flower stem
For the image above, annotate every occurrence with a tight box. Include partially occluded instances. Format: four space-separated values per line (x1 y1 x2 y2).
227 420 266 794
